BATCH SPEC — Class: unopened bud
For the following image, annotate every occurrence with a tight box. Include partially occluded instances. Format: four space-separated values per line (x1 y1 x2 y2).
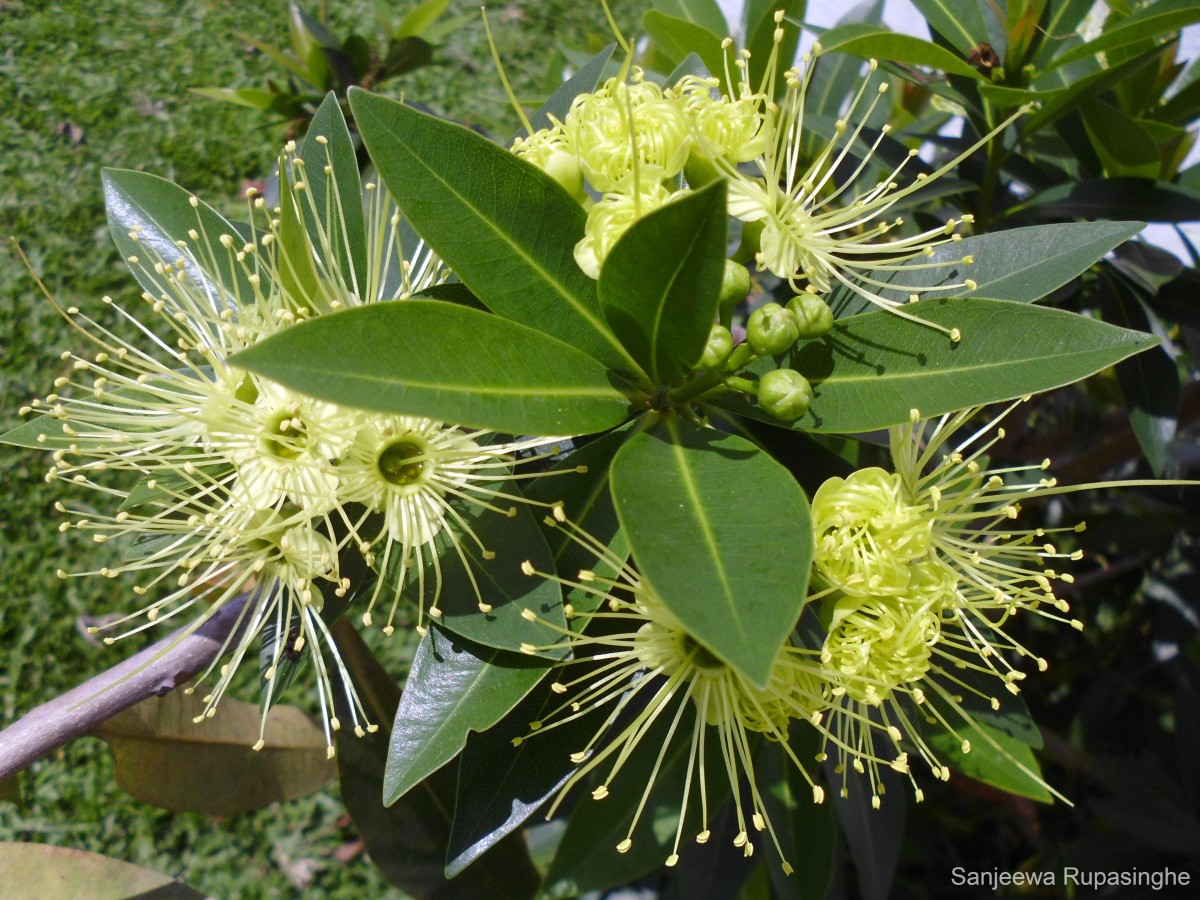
786 293 834 339
758 368 812 421
696 324 734 370
747 302 800 356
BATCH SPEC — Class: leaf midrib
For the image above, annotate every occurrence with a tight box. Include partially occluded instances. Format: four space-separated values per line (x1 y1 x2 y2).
359 99 645 380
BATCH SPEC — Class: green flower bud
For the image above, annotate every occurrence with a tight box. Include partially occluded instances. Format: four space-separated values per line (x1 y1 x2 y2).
718 261 751 316
747 302 799 356
696 324 733 370
786 292 835 339
758 368 812 421
684 152 721 189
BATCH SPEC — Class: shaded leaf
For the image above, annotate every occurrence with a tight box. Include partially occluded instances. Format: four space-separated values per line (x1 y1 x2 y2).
1009 178 1200 222
1098 271 1178 476
93 689 334 816
744 0 805 99
0 843 205 900
333 622 539 899
525 44 616 136
827 759 905 900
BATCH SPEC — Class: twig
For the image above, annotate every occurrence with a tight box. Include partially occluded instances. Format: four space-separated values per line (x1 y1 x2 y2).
0 594 250 782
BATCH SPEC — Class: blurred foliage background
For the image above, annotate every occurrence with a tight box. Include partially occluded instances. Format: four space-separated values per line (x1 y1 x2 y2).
2 0 1200 897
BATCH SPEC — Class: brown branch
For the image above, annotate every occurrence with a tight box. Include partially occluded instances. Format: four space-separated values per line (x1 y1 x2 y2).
0 595 250 782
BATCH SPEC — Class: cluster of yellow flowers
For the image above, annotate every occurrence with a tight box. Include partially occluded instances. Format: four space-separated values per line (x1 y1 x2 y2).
512 10 987 320
517 402 1078 873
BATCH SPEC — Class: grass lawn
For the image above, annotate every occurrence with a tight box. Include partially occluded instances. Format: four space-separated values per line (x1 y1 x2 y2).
0 1 639 894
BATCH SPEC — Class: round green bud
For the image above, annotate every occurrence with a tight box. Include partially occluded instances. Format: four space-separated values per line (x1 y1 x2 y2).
786 292 835 339
696 324 734 370
747 302 800 356
758 368 812 421
718 260 751 316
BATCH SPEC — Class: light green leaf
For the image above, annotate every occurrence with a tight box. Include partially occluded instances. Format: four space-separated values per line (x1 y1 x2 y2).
0 414 76 450
383 626 550 806
348 89 644 380
93 689 334 816
276 158 323 310
299 93 367 296
396 0 450 38
816 24 983 79
719 298 1159 434
599 182 727 385
652 0 729 37
102 168 253 308
190 86 277 110
1045 0 1200 72
610 417 812 687
231 301 634 435
643 10 728 78
927 723 1053 802
828 222 1145 317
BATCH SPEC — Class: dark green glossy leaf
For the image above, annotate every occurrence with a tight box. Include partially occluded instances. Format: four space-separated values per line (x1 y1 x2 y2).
525 44 616 135
610 417 812 687
744 0 805 99
652 0 729 37
660 796 757 899
720 298 1159 434
927 723 1053 802
758 733 837 900
383 625 552 806
1098 272 1178 476
447 675 596 877
827 759 905 900
384 497 568 656
599 181 727 385
817 24 982 79
523 426 637 615
332 621 540 899
103 168 253 305
828 222 1144 318
299 92 367 294
643 10 727 78
231 301 634 435
909 0 996 55
541 705 732 898
349 89 644 379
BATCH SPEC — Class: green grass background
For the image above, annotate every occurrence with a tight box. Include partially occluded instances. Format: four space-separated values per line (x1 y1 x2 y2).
0 1 640 895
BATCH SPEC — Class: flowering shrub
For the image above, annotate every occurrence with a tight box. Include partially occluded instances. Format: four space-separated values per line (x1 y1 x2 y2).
4 0 1199 895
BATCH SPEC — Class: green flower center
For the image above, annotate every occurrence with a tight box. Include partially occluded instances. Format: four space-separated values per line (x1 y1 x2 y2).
377 437 430 487
261 408 308 460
